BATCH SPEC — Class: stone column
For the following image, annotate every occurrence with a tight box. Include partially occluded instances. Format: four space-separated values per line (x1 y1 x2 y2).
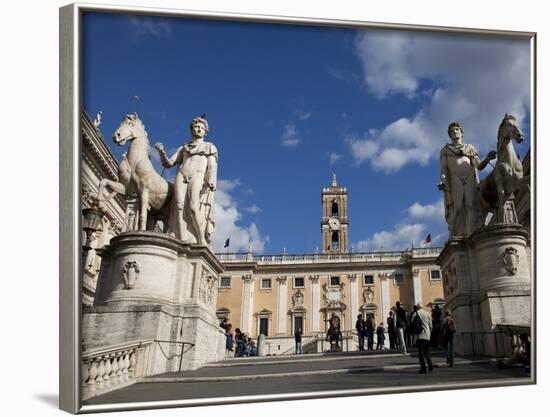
310 275 320 332
342 227 348 252
240 274 254 334
379 272 391 319
343 197 348 220
276 276 288 334
347 274 358 327
412 268 423 306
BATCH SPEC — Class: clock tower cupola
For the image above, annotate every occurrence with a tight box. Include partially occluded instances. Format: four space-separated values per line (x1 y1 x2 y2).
321 173 349 253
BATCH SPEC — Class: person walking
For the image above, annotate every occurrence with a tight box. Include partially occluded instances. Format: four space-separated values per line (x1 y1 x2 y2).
376 323 385 350
355 314 366 351
441 310 457 367
412 302 433 373
387 310 398 349
365 315 375 351
295 327 303 355
395 301 408 354
431 304 443 348
409 305 419 348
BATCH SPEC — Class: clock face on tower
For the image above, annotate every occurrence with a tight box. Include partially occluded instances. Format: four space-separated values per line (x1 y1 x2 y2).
329 216 341 231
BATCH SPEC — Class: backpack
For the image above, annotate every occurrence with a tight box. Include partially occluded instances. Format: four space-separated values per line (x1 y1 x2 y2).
411 313 423 334
444 318 456 335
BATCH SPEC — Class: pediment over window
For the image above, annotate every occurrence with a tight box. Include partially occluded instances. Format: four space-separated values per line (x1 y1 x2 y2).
255 308 272 317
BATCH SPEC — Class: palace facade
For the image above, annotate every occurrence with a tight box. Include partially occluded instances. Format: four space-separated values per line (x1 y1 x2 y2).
215 174 444 353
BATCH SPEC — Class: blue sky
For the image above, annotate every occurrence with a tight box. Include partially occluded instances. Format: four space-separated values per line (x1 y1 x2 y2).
83 12 531 254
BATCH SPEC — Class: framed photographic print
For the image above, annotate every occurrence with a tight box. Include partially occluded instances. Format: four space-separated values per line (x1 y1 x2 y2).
60 2 536 414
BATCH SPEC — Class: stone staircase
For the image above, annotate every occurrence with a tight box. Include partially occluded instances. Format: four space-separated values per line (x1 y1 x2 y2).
141 348 494 383
84 348 530 405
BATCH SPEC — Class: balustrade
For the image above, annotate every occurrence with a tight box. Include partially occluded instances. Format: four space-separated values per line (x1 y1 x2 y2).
81 340 152 400
217 248 442 265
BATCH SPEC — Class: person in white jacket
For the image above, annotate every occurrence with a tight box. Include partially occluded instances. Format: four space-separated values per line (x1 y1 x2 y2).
412 303 433 373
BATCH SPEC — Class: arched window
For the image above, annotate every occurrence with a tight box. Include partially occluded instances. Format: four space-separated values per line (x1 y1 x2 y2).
331 231 339 250
331 201 339 217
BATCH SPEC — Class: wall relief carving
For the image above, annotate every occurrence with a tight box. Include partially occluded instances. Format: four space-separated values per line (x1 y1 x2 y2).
122 260 140 289
503 247 520 275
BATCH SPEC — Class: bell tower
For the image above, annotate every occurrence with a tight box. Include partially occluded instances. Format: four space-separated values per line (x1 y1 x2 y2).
321 173 349 253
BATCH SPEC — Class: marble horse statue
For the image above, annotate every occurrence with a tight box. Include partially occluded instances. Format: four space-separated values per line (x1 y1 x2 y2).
325 314 342 352
97 113 173 231
480 114 528 224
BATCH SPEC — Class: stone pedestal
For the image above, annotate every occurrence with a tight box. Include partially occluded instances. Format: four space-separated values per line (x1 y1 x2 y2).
82 232 226 376
437 225 531 357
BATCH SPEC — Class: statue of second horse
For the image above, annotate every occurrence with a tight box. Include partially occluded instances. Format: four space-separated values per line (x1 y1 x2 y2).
479 113 528 224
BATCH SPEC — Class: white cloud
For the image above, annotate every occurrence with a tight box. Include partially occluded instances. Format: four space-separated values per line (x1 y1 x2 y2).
327 67 361 83
406 199 445 220
329 152 342 166
281 123 301 148
244 204 261 214
357 223 426 252
211 179 269 253
349 30 530 172
128 16 173 38
356 198 447 251
295 109 312 121
217 178 241 193
348 138 379 165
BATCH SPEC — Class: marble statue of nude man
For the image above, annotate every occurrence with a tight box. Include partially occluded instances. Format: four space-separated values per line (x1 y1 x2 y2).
439 121 496 237
155 116 217 245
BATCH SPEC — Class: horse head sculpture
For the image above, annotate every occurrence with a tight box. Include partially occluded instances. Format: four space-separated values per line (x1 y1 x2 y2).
113 113 146 146
97 113 172 232
498 113 524 150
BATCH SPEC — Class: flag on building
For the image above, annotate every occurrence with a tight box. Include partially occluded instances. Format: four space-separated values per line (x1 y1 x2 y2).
422 233 432 245
224 238 230 248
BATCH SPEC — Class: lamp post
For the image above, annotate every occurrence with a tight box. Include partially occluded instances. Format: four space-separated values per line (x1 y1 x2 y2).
82 207 103 250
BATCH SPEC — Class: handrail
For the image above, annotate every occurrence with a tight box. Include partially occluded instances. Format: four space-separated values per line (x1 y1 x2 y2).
154 340 195 372
495 324 530 335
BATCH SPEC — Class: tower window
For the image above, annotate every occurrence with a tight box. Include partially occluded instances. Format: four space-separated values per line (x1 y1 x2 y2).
331 231 339 250
331 201 339 217
330 276 340 286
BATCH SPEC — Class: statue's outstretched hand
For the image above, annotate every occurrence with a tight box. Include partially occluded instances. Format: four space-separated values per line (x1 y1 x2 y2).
487 150 497 160
155 142 165 152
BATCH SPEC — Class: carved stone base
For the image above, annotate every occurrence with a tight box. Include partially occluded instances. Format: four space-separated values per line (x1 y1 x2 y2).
437 224 531 357
83 231 226 376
